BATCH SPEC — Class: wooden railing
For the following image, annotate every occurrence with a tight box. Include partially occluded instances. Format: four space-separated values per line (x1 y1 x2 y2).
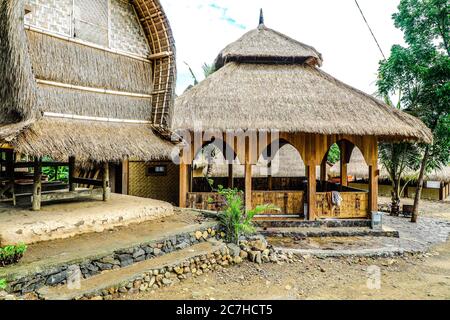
315 191 369 219
186 191 305 215
187 190 369 219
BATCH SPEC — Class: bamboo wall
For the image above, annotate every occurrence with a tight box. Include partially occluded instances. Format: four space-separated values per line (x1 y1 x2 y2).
315 191 369 218
128 161 179 205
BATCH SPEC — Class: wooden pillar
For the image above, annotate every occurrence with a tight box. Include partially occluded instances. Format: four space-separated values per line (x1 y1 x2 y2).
102 162 111 201
121 159 129 195
340 143 348 189
245 163 252 211
369 164 379 213
32 158 42 211
320 156 328 182
307 165 317 221
267 162 273 191
179 162 189 208
5 150 16 206
68 156 76 192
439 182 445 201
228 163 234 189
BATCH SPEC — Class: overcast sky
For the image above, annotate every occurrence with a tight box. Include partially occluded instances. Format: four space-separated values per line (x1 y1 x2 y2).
161 0 406 96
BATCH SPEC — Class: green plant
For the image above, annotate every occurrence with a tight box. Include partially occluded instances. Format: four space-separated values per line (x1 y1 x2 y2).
0 243 27 267
214 186 278 244
0 279 7 290
327 143 341 164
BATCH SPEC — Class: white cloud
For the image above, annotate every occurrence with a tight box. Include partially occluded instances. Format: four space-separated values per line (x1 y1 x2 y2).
161 0 405 96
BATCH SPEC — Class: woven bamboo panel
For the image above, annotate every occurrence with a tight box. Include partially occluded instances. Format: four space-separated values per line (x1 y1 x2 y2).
315 192 369 218
128 161 179 204
133 0 176 128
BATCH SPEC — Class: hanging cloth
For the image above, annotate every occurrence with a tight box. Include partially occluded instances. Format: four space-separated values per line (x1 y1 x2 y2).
331 191 343 207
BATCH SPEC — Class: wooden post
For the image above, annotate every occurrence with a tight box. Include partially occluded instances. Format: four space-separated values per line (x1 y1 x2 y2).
228 163 234 189
102 162 111 201
320 156 328 182
122 159 129 195
267 162 273 191
5 150 16 206
307 165 317 221
68 156 76 192
179 162 188 208
369 164 379 213
439 182 445 201
32 158 42 211
340 143 348 189
245 163 252 211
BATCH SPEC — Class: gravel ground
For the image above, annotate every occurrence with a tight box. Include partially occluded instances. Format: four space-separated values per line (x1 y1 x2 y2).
120 199 450 300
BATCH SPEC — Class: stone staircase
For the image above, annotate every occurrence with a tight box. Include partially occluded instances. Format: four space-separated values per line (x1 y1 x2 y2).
255 219 399 239
38 240 227 300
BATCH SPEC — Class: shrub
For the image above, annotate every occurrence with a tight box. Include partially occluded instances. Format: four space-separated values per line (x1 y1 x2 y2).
0 244 27 267
0 279 7 290
214 186 278 244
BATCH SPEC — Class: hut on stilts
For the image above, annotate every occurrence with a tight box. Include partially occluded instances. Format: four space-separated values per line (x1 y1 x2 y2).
0 0 176 210
172 11 432 220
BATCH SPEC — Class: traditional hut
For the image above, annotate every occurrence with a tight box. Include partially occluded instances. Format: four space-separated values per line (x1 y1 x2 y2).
328 151 450 201
172 12 432 220
0 0 176 209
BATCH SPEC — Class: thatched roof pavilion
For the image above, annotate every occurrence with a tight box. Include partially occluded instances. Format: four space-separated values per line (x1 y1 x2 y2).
0 0 176 210
173 13 432 220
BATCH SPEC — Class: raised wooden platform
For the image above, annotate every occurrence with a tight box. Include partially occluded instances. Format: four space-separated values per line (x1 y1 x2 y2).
0 193 173 245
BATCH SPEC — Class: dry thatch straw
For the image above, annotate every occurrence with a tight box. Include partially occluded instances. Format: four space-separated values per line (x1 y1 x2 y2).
37 84 152 120
173 62 432 144
174 22 432 144
0 0 177 161
11 117 174 162
0 0 37 123
329 148 450 183
26 30 153 95
215 25 323 69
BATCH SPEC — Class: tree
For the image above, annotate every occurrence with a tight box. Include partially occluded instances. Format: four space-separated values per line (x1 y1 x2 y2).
378 0 450 222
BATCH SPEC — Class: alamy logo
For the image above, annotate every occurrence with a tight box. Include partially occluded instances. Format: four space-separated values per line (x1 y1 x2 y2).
366 265 381 290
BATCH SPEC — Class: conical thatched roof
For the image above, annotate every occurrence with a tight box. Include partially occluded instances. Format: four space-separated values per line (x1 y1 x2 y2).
0 0 176 162
214 24 323 69
172 21 432 144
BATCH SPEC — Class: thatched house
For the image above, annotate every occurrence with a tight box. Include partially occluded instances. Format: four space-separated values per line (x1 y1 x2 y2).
172 14 432 220
0 0 176 209
328 151 450 200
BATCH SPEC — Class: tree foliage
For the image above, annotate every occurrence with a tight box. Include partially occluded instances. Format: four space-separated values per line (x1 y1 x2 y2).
378 0 450 220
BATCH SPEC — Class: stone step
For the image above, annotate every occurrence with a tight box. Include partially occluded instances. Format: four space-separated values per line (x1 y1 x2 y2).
38 240 225 300
259 226 399 238
254 219 371 229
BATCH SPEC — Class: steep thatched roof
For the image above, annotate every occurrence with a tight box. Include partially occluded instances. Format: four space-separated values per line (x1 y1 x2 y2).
0 0 176 161
172 23 432 144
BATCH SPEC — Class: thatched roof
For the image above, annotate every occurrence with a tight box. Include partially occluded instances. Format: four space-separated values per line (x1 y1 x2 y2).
214 24 323 69
172 23 432 144
329 148 450 183
0 0 176 161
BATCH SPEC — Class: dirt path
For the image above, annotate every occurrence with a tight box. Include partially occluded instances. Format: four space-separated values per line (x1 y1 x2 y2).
121 239 450 300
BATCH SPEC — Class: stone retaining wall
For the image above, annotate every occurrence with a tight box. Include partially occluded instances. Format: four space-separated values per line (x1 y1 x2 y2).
7 224 221 295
